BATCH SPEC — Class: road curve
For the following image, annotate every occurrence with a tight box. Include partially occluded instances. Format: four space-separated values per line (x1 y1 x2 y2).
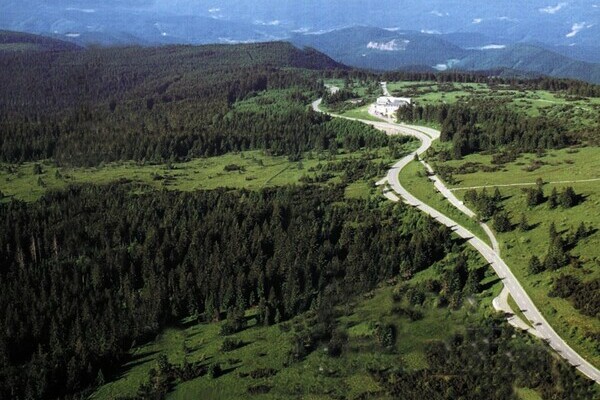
312 96 600 383
493 286 543 338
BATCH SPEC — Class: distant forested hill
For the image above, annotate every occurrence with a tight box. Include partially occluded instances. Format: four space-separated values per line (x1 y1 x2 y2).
291 27 467 71
0 29 80 52
0 39 345 166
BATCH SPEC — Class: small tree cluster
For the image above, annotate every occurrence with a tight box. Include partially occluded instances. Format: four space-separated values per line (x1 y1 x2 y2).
492 211 512 233
463 188 501 220
544 224 569 271
524 184 545 207
548 187 559 209
538 186 578 209
287 333 312 363
322 88 359 106
327 329 348 358
221 337 243 352
208 363 222 379
559 186 578 208
136 354 208 398
548 274 599 317
220 307 247 336
375 323 397 350
528 223 575 274
33 163 43 175
549 274 581 298
574 222 592 241
528 255 544 274
518 213 530 231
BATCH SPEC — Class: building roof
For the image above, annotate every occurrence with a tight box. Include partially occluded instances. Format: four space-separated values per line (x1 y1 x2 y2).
376 96 411 106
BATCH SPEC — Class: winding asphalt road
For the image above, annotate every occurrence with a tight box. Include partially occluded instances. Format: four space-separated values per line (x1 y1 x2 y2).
381 82 391 96
312 95 600 384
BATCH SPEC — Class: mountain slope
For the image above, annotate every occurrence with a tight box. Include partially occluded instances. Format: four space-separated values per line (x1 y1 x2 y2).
538 44 600 65
0 40 344 116
440 32 506 49
0 29 80 52
456 44 600 84
0 4 288 46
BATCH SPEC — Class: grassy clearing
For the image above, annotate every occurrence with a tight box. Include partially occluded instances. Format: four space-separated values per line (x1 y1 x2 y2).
508 294 533 328
438 146 600 188
0 149 394 203
319 103 384 122
397 160 491 246
344 180 375 199
387 81 482 105
93 248 512 400
0 151 317 202
338 105 385 122
324 79 382 98
323 78 345 90
438 146 600 368
515 387 543 400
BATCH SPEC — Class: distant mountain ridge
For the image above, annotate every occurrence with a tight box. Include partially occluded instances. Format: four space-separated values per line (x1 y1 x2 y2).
2 1 600 59
0 4 288 47
456 43 600 84
290 27 600 84
290 27 467 71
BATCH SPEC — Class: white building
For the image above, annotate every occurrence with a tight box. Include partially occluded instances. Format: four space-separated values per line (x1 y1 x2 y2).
373 96 411 117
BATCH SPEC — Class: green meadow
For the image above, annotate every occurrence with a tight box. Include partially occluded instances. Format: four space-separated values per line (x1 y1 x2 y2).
0 149 400 203
436 146 600 188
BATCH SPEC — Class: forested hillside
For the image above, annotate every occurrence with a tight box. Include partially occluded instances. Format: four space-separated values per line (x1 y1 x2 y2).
0 41 344 166
0 182 454 398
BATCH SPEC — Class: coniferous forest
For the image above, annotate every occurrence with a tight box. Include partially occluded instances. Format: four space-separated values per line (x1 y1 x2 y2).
1 182 456 398
0 42 345 166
